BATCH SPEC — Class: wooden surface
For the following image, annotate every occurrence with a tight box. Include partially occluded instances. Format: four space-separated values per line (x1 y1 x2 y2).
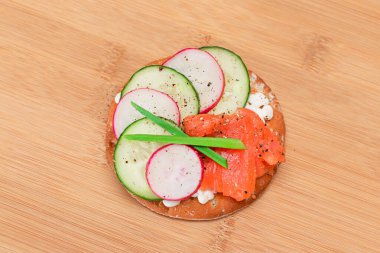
1 1 379 252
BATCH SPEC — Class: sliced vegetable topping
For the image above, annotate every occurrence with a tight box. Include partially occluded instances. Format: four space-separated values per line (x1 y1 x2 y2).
163 48 224 113
121 65 200 121
131 102 228 168
200 46 250 115
113 88 180 138
114 118 175 200
123 134 246 149
146 144 203 201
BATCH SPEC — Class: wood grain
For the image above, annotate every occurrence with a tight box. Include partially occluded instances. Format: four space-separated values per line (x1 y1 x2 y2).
1 0 379 252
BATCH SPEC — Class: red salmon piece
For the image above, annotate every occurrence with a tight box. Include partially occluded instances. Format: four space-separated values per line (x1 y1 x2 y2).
183 108 284 201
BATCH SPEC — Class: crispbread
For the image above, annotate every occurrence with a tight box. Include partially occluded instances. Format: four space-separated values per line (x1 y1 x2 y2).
105 57 285 220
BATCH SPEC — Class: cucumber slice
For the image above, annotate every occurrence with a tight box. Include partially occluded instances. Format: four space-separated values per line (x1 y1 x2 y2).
121 65 200 120
114 118 173 200
200 46 250 115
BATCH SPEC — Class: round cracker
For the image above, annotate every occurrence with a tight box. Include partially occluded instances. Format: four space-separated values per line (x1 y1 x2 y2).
105 57 285 220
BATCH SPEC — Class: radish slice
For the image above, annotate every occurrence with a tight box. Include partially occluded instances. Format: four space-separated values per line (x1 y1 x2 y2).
163 48 225 113
113 88 180 139
146 144 203 201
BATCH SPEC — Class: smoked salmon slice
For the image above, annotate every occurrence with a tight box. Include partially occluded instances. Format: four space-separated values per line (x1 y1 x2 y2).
183 108 284 201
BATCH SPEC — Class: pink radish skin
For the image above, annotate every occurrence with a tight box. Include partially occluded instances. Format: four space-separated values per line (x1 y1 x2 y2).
146 144 204 201
163 48 225 113
113 88 180 139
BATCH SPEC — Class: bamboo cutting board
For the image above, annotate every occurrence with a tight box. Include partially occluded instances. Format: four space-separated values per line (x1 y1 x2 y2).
1 1 379 252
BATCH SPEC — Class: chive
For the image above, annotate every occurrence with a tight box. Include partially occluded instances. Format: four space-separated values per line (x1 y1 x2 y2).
124 134 246 150
131 102 229 169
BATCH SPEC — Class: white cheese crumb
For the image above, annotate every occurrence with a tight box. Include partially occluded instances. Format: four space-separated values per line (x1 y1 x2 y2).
247 93 269 108
197 190 215 205
262 105 273 120
162 200 180 208
114 92 121 104
245 92 273 122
